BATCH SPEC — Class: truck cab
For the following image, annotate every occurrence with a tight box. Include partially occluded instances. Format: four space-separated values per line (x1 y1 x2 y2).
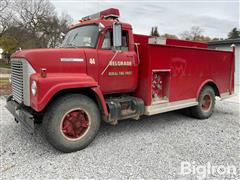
63 18 139 94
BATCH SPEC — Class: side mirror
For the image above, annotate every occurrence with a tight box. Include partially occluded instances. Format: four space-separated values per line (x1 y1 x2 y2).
98 23 105 32
113 23 122 47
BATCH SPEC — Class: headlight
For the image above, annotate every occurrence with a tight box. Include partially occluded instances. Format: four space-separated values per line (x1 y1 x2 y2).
31 80 37 96
9 74 11 84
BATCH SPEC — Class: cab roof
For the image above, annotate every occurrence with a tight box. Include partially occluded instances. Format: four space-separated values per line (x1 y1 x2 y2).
69 19 132 30
68 8 132 30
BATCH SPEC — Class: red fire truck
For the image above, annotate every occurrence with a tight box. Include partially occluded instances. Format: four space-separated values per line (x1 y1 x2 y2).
6 8 235 152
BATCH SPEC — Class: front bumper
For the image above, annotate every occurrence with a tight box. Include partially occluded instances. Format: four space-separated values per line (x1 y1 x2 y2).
5 96 35 134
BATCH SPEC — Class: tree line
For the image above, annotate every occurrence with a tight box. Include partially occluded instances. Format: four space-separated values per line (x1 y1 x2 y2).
150 26 240 42
0 0 239 58
0 0 72 57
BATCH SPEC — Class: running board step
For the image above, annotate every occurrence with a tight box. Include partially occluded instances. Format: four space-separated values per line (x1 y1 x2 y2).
145 99 198 116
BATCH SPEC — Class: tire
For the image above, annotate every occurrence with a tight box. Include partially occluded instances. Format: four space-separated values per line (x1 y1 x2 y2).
190 85 215 119
180 107 192 117
42 94 100 152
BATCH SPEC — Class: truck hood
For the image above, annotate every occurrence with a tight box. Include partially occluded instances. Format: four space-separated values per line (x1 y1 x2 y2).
11 48 87 73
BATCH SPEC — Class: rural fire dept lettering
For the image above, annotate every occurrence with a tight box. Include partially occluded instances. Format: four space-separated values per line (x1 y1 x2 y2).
109 61 132 66
108 71 133 76
107 61 133 76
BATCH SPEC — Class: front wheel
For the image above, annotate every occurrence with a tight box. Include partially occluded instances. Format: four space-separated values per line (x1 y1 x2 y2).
43 94 100 152
190 85 215 119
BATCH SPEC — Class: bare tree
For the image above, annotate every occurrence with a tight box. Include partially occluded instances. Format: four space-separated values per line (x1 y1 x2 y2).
150 26 160 37
1 0 72 50
0 0 14 35
37 14 72 48
180 26 203 41
47 13 73 47
0 13 12 34
9 0 69 48
228 27 240 39
12 0 56 34
0 0 8 12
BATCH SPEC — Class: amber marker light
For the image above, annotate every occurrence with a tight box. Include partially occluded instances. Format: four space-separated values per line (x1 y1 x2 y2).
40 68 47 78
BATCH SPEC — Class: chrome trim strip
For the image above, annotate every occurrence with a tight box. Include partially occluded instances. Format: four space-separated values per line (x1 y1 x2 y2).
23 60 35 106
144 98 198 115
60 58 84 62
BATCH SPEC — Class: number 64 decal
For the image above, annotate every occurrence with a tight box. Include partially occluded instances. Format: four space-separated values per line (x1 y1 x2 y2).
89 58 95 64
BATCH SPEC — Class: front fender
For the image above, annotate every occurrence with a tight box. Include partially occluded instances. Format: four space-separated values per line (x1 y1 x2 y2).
30 73 98 112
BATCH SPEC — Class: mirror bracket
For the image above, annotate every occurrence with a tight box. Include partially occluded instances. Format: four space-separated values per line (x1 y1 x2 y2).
98 23 105 32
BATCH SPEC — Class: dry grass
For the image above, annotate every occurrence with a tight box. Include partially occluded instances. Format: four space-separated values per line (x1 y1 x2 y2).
0 63 10 69
0 77 11 96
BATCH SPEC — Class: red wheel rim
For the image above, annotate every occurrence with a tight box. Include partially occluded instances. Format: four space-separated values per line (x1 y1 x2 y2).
61 108 90 140
201 94 212 111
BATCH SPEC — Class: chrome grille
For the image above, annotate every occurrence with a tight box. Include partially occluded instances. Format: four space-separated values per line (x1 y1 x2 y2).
11 60 24 103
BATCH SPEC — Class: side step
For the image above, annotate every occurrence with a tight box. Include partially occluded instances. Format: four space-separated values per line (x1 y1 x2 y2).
105 96 144 124
145 98 198 116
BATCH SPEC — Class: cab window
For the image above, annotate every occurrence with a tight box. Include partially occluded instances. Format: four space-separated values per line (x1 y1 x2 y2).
102 30 113 49
101 29 129 51
121 30 129 51
62 25 99 48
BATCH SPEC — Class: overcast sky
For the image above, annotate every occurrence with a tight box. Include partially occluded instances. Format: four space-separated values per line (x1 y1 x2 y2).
51 0 239 38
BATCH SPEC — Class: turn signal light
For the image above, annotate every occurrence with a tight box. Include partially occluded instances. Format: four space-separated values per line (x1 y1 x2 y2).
40 68 47 78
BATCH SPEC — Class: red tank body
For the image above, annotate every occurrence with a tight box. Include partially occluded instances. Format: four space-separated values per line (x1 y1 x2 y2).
135 38 234 105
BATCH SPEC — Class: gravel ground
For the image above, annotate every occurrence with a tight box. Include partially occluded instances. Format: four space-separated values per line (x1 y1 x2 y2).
0 94 239 179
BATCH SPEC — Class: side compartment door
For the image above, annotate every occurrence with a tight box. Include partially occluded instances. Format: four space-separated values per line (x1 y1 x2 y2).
98 29 138 94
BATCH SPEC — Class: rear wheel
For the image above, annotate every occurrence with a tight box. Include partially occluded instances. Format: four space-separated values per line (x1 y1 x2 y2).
190 86 215 119
43 94 100 152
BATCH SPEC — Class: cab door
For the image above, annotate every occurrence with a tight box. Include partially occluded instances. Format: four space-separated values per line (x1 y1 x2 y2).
98 28 138 94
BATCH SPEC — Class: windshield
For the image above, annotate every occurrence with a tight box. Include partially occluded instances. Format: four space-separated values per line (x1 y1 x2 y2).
61 25 99 48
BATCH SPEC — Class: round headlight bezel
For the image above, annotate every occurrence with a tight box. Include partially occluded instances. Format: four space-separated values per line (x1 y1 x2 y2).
9 74 11 84
31 80 37 96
